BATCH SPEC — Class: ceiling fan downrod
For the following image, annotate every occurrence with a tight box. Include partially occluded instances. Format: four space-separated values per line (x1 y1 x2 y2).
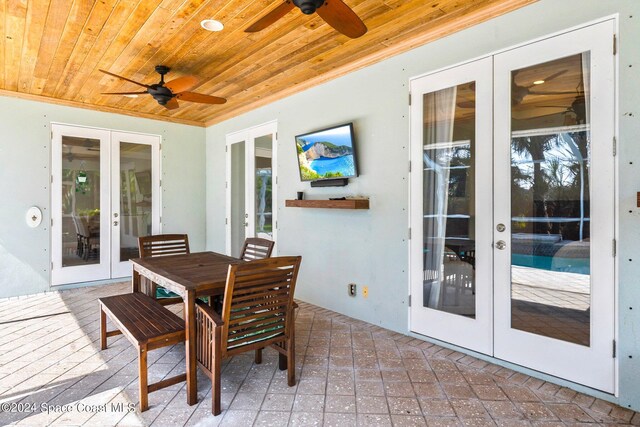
292 0 324 14
149 65 174 105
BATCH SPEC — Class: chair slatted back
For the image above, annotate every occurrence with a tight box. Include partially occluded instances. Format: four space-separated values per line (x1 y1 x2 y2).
72 214 88 237
240 238 275 261
221 256 301 356
138 234 190 258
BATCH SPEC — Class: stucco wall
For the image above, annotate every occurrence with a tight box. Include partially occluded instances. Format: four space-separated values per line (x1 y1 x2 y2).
0 97 206 298
205 0 640 410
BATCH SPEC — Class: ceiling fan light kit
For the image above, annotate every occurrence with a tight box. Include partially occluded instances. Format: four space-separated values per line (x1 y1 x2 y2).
246 0 367 39
293 0 325 14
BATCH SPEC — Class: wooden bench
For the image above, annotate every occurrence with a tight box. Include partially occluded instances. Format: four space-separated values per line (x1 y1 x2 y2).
99 292 186 411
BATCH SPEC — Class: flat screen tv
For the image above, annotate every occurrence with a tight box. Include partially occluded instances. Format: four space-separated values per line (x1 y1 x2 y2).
295 123 358 182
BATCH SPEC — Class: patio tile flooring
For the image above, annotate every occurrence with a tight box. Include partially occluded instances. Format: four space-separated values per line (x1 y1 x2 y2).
0 282 638 426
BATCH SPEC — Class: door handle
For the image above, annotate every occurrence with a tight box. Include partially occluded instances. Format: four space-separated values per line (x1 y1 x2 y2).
495 240 506 250
113 221 119 226
496 223 505 232
244 222 249 227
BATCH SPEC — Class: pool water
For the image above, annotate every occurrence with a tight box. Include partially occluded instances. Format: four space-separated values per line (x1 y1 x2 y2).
511 254 590 275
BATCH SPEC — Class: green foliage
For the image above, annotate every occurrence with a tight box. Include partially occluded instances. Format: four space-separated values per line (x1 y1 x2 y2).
323 171 343 178
300 165 343 180
300 165 320 180
296 143 303 154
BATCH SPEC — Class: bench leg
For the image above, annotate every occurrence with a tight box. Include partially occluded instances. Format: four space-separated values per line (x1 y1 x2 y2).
254 348 262 364
100 308 107 350
139 345 149 412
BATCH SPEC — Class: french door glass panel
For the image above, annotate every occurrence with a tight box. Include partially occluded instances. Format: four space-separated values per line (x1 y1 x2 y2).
229 140 247 257
111 132 161 278
410 57 493 355
493 21 615 392
255 135 273 240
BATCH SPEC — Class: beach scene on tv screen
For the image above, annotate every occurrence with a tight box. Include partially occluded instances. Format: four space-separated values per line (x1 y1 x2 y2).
296 126 356 181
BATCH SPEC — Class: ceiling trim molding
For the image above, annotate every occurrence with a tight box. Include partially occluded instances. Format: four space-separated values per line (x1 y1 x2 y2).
0 89 205 127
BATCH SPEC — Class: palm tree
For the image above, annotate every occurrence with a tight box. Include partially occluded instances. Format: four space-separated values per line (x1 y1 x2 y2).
511 135 555 234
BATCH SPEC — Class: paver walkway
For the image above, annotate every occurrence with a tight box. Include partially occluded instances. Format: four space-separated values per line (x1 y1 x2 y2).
0 282 637 426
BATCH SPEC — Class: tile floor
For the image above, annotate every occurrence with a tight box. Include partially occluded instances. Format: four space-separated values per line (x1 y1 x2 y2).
0 282 638 426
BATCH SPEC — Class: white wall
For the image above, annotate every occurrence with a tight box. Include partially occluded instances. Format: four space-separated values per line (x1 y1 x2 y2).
0 96 206 298
206 0 640 409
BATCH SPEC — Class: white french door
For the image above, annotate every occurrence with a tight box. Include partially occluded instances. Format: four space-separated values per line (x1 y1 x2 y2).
493 21 615 392
110 132 161 278
410 21 616 392
51 124 160 285
225 121 278 257
409 57 494 355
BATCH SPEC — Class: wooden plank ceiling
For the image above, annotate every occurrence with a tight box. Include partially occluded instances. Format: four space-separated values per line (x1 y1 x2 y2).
1 0 536 127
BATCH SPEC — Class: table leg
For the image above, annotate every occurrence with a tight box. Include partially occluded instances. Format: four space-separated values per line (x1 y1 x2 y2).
184 291 197 405
132 269 140 293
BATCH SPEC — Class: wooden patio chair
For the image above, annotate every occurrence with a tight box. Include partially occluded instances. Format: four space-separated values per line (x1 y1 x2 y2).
72 214 100 261
138 234 190 306
240 237 275 261
195 256 302 415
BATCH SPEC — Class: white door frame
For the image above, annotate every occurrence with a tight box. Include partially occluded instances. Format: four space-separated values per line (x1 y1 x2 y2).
225 120 278 256
493 20 616 393
51 124 161 285
409 57 494 355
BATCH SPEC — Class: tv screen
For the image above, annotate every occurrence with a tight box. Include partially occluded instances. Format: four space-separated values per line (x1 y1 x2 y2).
295 123 358 182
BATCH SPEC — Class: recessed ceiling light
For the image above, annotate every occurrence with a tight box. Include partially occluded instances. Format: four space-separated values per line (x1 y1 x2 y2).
533 80 545 85
124 94 139 98
201 19 224 32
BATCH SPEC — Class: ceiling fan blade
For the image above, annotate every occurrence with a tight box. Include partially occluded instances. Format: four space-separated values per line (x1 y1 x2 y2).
245 1 295 32
541 69 568 82
176 92 227 105
317 0 367 38
525 70 568 88
99 69 150 88
164 98 180 110
101 91 148 95
165 75 199 93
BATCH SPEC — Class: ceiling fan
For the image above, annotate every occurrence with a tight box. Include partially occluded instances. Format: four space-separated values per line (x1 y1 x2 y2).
457 70 576 109
513 94 586 123
100 65 226 110
246 0 367 39
510 70 576 106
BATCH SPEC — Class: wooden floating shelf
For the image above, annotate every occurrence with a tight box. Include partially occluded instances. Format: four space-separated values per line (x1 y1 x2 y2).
285 199 370 210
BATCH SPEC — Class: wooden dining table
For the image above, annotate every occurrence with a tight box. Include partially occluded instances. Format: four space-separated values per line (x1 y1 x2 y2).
130 251 243 406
